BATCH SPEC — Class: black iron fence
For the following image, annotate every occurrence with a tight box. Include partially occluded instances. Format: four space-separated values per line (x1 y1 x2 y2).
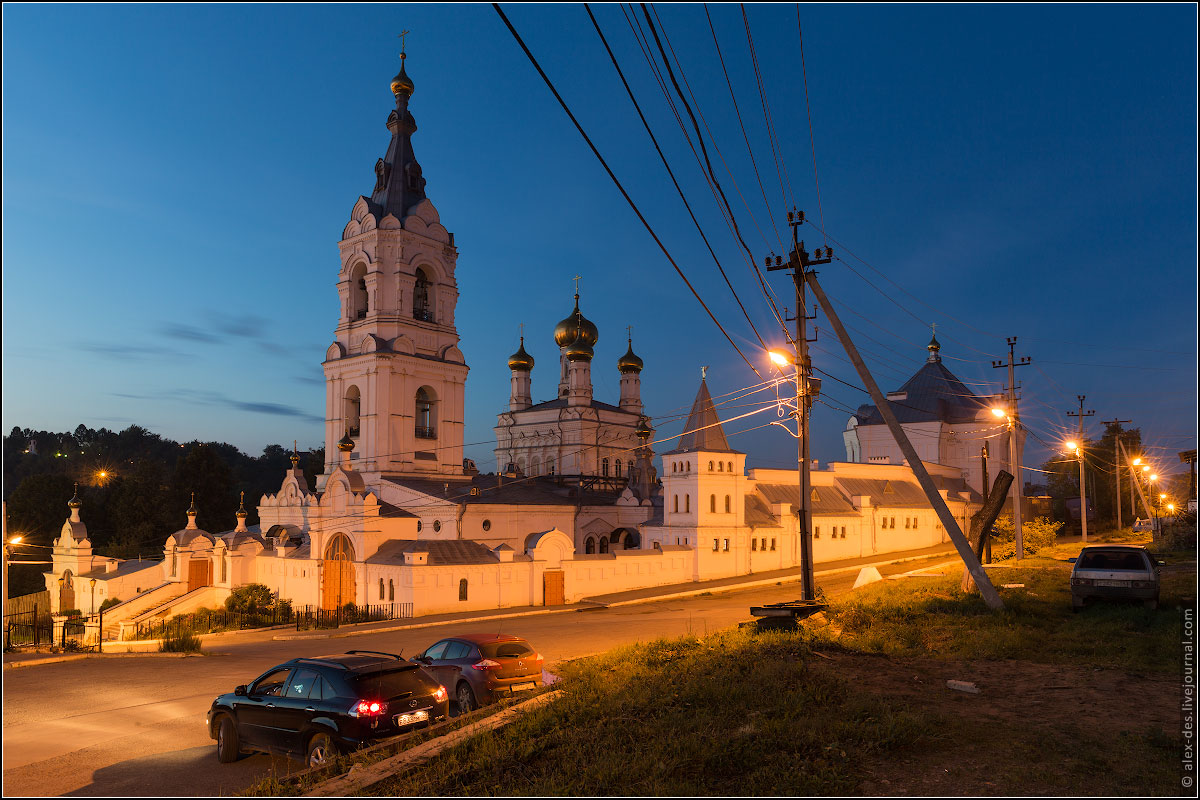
294 602 412 631
129 606 295 641
5 608 53 648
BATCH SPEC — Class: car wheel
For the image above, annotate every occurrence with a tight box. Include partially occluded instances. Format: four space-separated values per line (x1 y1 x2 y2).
456 681 477 714
216 715 241 763
306 731 336 768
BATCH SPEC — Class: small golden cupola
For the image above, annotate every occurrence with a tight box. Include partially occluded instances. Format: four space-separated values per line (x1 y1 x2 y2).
390 54 415 97
564 331 594 362
554 293 599 349
617 336 643 373
507 337 535 371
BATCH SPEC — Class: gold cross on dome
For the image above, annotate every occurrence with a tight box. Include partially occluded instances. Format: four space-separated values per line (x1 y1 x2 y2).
573 275 582 296
626 324 633 342
398 29 410 57
519 322 525 340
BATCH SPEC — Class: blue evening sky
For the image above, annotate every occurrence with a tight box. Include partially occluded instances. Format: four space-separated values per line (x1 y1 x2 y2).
3 3 1196 481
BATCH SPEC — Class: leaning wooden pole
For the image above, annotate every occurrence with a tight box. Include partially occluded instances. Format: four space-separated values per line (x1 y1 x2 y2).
805 271 1005 610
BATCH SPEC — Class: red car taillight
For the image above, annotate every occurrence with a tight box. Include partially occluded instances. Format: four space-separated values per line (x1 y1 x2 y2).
350 699 388 717
472 658 501 671
434 685 448 703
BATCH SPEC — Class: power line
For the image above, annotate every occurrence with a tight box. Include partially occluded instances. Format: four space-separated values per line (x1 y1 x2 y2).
492 3 762 376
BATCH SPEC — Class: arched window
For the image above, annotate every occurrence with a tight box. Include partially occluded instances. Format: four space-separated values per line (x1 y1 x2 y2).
349 263 368 319
379 578 385 600
585 537 595 554
599 537 609 554
388 579 395 601
718 461 724 472
547 459 555 475
728 461 734 472
686 461 691 471
531 457 540 476
602 458 609 477
627 460 634 475
709 461 714 471
673 495 679 513
615 460 623 478
710 495 716 513
725 495 731 513
221 555 228 583
345 386 361 437
610 531 622 549
413 268 432 321
685 494 690 513
459 578 468 601
415 387 435 439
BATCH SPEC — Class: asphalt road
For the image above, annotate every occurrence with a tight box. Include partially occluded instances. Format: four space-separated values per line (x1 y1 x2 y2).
2 553 956 797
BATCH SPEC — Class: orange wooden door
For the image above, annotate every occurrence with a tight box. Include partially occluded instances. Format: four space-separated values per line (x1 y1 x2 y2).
543 570 565 606
187 559 211 592
322 534 356 611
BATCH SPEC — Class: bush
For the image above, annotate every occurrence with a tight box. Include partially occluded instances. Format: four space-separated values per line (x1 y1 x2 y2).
989 514 1062 560
1156 510 1197 553
59 608 82 618
225 583 275 614
99 597 122 612
160 632 203 653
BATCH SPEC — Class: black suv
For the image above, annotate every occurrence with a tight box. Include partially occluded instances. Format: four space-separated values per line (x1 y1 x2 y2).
207 651 449 766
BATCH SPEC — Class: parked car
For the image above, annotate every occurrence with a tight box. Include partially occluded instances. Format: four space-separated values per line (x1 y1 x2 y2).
207 650 449 766
1131 518 1156 534
412 634 543 712
1069 545 1161 611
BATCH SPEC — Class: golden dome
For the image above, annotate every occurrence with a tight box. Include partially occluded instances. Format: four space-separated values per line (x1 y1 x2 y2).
187 492 198 516
507 337 535 371
564 333 594 362
390 58 415 97
337 431 355 452
617 338 643 373
553 295 598 349
235 491 248 519
67 483 82 509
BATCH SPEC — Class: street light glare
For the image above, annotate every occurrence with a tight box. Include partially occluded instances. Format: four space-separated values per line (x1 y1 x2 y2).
8 536 22 545
1065 440 1078 452
768 350 790 368
1150 474 1158 481
990 407 1006 418
1132 458 1142 466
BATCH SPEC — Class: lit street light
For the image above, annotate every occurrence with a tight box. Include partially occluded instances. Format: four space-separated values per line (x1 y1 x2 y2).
1067 441 1088 542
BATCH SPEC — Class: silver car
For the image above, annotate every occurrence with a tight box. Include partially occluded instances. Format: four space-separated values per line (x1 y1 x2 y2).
1069 545 1161 611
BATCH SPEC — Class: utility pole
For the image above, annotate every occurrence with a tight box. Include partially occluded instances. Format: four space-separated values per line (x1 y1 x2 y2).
980 442 991 563
1067 396 1095 541
1102 418 1131 529
765 208 828 603
991 338 1030 558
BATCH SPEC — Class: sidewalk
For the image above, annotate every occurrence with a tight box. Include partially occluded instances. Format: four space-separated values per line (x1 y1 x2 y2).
4 544 962 664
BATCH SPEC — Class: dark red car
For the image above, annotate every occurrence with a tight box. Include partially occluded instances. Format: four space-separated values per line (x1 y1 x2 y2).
412 634 543 712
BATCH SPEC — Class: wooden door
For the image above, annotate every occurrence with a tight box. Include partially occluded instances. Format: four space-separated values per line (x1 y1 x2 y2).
322 534 356 611
59 571 75 612
543 570 565 606
187 559 211 592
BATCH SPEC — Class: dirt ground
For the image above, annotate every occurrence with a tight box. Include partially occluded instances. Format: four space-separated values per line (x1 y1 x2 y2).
820 651 1185 796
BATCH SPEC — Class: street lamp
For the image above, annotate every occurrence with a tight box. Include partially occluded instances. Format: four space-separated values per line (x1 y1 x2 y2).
767 346 817 603
1067 441 1088 542
993 406 1023 557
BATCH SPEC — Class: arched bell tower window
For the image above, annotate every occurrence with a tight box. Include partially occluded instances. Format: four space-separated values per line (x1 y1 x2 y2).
349 263 368 320
413 268 433 322
345 386 361 437
415 387 436 439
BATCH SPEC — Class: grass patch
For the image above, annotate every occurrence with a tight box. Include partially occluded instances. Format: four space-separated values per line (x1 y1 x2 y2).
360 630 939 796
823 553 1193 672
159 632 202 653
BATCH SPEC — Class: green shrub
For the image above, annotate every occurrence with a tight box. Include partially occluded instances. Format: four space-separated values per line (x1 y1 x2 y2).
989 515 1062 560
59 608 82 618
225 583 275 614
99 597 122 612
1156 510 1196 552
160 632 203 653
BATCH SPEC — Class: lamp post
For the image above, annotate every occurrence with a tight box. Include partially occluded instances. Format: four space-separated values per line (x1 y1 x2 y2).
2 533 22 651
991 406 1021 557
1067 441 1087 542
769 347 819 602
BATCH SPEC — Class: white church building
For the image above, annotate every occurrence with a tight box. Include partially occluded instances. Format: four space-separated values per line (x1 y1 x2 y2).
44 53 984 635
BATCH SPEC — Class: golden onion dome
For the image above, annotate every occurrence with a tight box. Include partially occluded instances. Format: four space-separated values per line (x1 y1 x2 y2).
564 333 594 362
235 491 248 519
337 431 355 452
553 295 599 349
507 337 535 371
187 492 198 516
617 338 643 373
390 58 415 97
67 483 82 509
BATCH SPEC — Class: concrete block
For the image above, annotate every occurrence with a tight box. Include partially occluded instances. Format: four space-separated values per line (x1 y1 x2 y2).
852 566 883 589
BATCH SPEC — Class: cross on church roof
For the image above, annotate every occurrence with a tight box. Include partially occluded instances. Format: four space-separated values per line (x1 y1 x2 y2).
573 275 581 296
398 29 410 57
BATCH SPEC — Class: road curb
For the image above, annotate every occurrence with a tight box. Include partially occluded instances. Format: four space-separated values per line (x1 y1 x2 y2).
3 651 216 669
272 606 580 641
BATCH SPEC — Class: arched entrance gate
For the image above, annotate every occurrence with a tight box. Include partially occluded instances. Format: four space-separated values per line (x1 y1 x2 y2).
322 534 356 611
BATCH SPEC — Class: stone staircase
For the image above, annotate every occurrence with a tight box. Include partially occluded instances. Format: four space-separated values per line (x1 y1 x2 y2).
100 583 185 639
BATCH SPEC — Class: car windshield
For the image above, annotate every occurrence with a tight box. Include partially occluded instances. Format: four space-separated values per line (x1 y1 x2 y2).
352 666 425 699
480 640 534 659
1077 551 1148 571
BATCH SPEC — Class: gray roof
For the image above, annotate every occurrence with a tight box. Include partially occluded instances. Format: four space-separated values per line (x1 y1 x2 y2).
667 379 740 455
78 559 160 581
365 62 426 221
835 478 933 508
368 539 499 567
520 397 630 415
382 474 625 508
855 358 989 426
756 483 857 514
744 495 783 529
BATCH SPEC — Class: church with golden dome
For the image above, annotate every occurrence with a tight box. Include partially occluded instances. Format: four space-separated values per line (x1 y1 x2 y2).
493 289 650 484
